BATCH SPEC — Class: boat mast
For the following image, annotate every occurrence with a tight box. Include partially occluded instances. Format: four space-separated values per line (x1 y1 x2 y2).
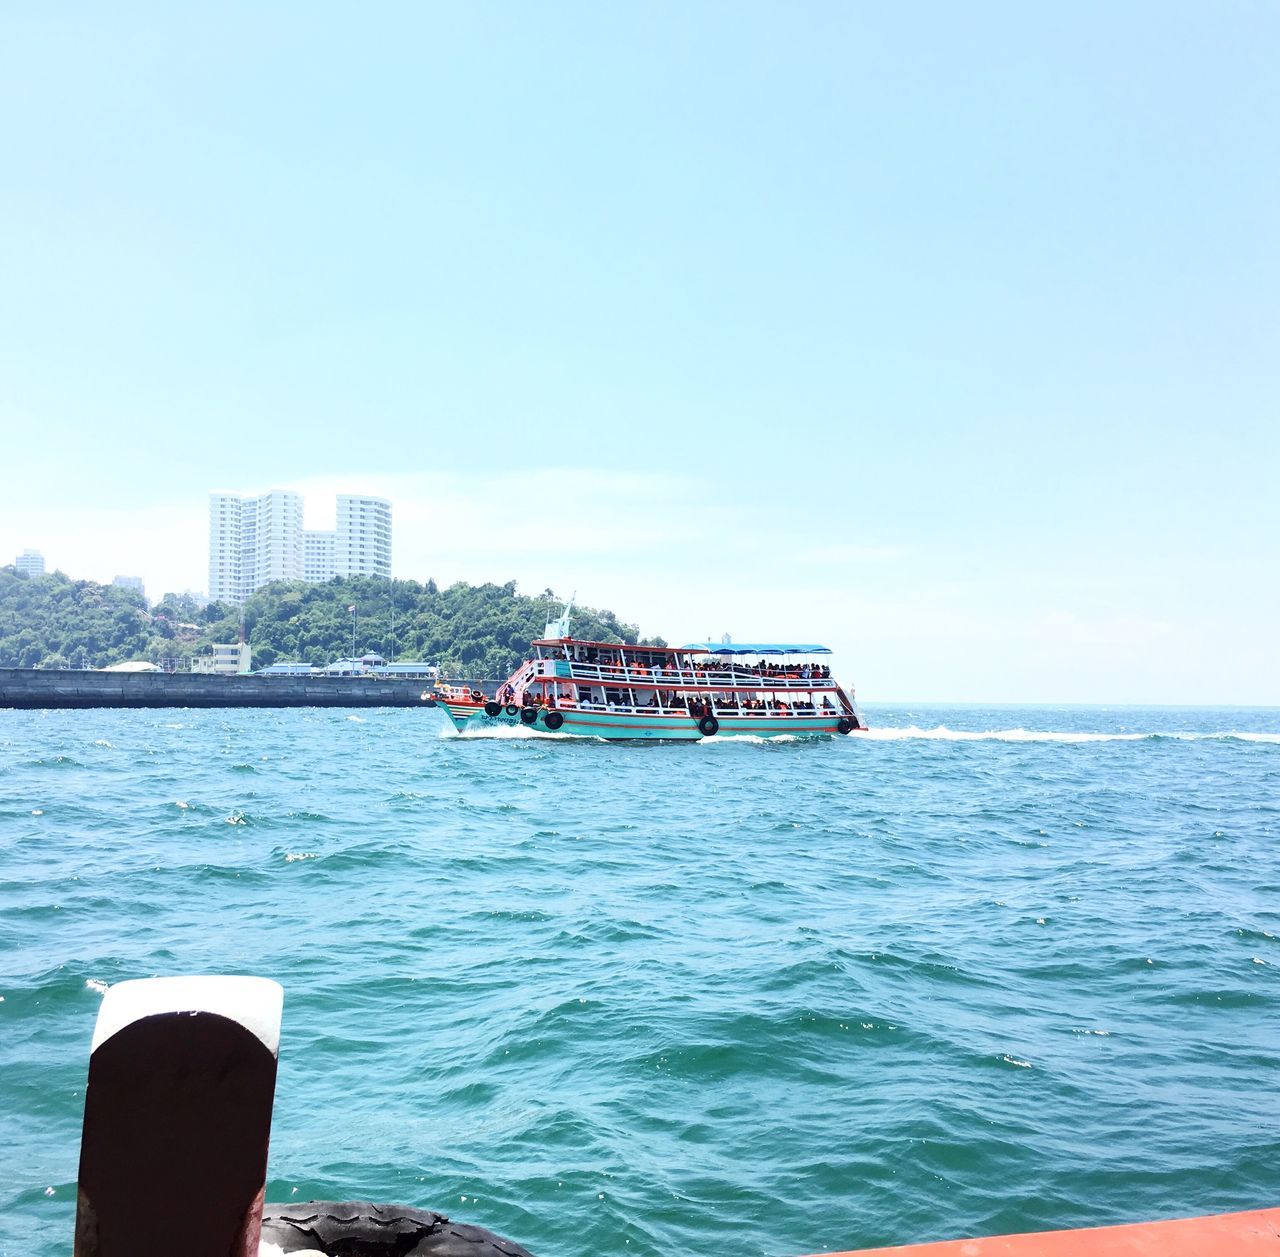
543 591 576 641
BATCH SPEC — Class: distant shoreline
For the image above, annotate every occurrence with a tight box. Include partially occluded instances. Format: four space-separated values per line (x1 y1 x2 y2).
0 667 438 710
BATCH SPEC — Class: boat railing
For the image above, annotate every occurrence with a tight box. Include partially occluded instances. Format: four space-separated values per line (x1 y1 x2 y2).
539 660 835 689
572 704 691 717
569 701 836 718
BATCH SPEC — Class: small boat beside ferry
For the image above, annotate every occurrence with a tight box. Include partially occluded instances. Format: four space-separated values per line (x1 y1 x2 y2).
435 604 865 740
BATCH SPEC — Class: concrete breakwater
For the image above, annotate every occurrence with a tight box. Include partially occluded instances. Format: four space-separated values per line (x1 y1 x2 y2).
0 668 438 709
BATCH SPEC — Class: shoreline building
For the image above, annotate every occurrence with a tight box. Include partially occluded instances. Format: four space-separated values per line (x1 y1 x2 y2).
190 642 252 675
209 490 391 604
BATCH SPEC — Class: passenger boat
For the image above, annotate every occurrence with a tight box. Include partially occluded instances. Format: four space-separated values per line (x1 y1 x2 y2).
435 604 865 740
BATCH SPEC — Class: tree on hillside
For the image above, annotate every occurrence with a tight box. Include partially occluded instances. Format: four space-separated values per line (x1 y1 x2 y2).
0 566 663 676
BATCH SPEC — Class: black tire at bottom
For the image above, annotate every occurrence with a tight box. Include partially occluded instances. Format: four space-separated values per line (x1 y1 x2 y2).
483 701 501 717
520 707 538 724
698 715 719 736
544 710 564 730
261 1200 535 1256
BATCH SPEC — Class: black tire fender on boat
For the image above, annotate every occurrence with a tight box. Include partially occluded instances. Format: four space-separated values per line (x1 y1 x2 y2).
837 716 854 735
698 715 719 737
520 707 538 724
484 700 501 717
504 703 520 716
260 1200 535 1256
544 710 564 731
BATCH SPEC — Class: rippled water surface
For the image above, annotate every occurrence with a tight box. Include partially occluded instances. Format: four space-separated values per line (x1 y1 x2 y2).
2 705 1278 1256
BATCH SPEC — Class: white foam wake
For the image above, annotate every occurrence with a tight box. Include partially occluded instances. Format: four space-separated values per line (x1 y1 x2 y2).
860 726 1280 744
440 723 572 740
437 722 1280 745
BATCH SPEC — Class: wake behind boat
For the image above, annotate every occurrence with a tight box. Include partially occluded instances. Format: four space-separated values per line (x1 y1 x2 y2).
435 604 865 740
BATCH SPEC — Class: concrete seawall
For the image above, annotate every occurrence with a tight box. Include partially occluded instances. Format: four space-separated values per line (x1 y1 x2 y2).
0 668 439 709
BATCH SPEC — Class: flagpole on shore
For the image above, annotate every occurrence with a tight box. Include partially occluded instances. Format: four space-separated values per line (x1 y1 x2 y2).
349 603 357 661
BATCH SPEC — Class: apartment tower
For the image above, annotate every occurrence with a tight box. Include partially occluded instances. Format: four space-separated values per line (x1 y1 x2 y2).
15 549 45 577
208 490 305 604
335 495 392 579
209 490 392 603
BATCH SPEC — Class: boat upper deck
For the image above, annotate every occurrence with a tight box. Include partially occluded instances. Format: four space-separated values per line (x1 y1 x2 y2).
527 638 838 692
526 659 836 691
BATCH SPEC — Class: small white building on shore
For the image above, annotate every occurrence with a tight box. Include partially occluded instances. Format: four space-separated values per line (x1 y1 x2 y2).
191 643 252 675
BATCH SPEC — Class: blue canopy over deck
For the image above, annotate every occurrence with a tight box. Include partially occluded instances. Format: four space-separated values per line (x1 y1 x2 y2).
680 643 832 655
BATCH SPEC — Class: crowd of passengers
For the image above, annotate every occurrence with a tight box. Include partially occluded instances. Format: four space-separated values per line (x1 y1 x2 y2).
558 645 831 681
686 694 836 715
737 660 832 680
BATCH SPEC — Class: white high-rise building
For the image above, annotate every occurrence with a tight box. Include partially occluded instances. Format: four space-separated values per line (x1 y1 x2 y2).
208 494 244 603
209 490 392 602
208 490 305 604
15 549 45 577
334 495 392 579
304 531 337 583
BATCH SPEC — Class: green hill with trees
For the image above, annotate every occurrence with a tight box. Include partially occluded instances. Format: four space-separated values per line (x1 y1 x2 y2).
0 567 662 678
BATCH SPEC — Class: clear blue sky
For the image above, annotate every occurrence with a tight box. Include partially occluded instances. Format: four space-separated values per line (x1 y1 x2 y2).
1 3 1276 702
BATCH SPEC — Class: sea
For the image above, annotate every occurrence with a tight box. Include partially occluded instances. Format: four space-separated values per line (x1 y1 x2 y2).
2 705 1278 1257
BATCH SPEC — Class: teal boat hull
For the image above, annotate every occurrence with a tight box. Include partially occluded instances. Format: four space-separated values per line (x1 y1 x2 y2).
437 701 848 740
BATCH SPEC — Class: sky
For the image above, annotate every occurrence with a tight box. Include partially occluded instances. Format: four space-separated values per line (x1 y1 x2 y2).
1 3 1276 703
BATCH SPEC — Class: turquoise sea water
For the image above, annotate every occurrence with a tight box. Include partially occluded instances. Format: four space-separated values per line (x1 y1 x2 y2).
2 705 1278 1256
